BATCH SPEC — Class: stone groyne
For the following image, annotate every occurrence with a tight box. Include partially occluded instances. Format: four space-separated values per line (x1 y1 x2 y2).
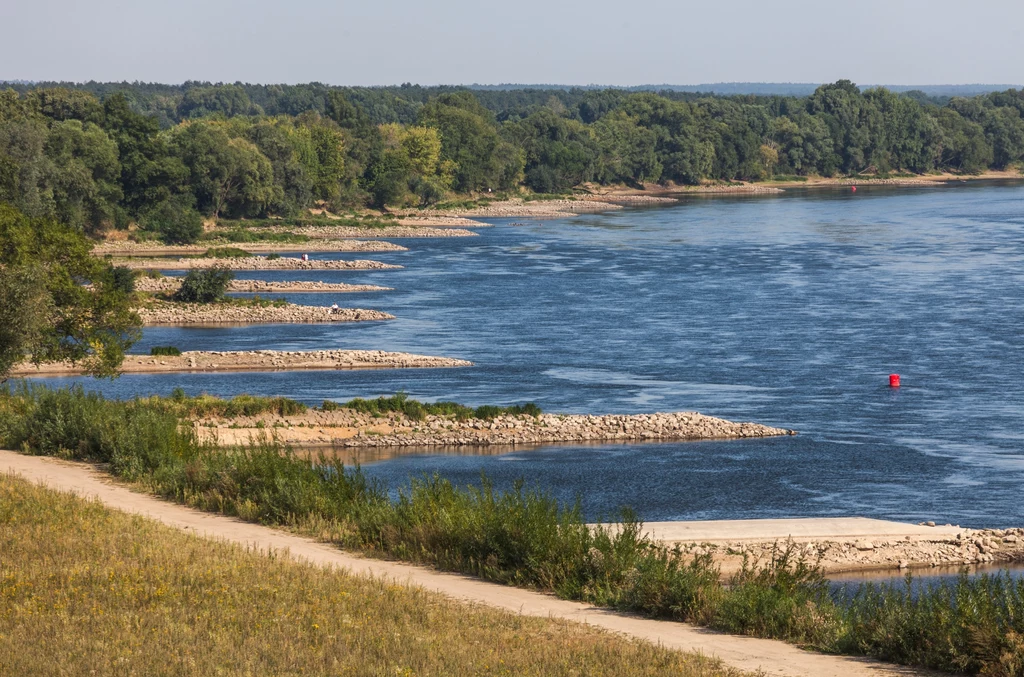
201 410 795 448
93 240 407 256
134 277 391 294
115 256 402 271
138 303 394 325
13 350 471 376
238 226 478 239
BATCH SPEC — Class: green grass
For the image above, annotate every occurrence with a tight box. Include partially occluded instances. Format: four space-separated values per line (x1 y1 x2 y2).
2 384 1023 675
0 474 742 677
326 392 542 421
149 346 181 357
206 229 311 244
200 246 253 258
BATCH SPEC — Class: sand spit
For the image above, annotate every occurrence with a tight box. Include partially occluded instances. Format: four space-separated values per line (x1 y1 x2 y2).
114 256 402 271
93 240 407 256
134 277 391 294
138 302 394 325
13 350 471 376
663 524 1024 576
200 410 794 448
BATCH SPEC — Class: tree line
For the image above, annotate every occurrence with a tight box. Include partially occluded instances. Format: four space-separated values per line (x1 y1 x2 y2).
2 80 1023 237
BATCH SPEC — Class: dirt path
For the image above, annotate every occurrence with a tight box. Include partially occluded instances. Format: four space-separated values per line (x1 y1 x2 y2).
0 450 930 677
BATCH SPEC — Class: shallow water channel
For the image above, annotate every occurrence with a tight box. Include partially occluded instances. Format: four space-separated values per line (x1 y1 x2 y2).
30 181 1024 528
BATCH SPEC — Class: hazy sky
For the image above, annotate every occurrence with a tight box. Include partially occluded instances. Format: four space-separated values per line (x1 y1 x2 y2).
5 0 1023 86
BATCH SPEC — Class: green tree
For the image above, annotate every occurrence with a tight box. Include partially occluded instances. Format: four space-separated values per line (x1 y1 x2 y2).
0 203 140 379
44 120 123 233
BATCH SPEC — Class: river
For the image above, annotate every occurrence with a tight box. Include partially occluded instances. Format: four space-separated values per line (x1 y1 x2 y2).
30 181 1024 527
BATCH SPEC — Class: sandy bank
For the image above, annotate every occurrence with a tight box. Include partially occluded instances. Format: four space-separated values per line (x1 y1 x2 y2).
645 517 1024 575
138 302 394 325
13 349 471 376
134 277 391 294
93 240 407 256
114 256 402 271
198 410 794 448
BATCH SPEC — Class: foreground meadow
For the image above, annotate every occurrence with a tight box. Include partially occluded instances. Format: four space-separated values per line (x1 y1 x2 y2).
0 474 743 676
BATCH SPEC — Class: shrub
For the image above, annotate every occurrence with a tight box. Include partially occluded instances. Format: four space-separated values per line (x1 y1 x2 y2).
109 265 136 294
141 197 204 245
172 267 234 303
337 393 542 421
150 346 181 356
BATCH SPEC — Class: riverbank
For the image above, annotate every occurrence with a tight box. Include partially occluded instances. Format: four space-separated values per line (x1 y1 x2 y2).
93 239 408 256
416 170 1023 219
138 302 394 325
224 225 480 239
197 409 795 447
134 277 391 294
643 518 1024 575
115 256 402 271
12 350 471 376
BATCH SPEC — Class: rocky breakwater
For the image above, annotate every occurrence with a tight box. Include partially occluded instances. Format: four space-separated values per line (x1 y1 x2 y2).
199 410 795 448
93 239 407 256
135 277 391 294
12 350 471 376
138 302 394 325
116 256 403 271
241 225 478 239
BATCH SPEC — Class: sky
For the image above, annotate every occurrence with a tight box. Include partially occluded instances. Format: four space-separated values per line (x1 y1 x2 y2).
4 0 1023 86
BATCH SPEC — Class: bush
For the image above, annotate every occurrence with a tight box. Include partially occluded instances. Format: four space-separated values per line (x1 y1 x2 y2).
149 346 181 356
141 197 204 245
109 265 136 294
172 267 234 303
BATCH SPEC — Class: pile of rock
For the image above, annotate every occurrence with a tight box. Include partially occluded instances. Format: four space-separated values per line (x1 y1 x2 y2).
249 226 478 239
138 303 394 325
13 349 471 376
199 409 795 448
116 257 403 271
134 277 391 294
93 240 407 256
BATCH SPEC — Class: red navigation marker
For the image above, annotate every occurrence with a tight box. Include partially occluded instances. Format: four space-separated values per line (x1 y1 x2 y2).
852 186 857 192
889 373 901 387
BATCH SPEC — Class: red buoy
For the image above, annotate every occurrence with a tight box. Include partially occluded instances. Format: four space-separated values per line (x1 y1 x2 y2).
852 186 857 192
889 373 901 387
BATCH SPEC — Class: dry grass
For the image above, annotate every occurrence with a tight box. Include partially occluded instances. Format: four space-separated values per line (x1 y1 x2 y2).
0 474 745 677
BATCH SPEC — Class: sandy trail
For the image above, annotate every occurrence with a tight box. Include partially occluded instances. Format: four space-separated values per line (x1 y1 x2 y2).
1 450 930 677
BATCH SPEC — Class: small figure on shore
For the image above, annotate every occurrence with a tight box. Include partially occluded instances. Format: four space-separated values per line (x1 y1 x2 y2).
301 253 310 261
330 302 339 314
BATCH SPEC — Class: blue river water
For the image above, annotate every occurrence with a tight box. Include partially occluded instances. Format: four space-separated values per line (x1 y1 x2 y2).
29 181 1024 527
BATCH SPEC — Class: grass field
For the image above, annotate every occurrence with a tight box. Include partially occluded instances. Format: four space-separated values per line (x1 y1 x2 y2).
0 474 745 677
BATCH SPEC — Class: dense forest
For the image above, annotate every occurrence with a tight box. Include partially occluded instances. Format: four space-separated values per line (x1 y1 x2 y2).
1 80 1023 237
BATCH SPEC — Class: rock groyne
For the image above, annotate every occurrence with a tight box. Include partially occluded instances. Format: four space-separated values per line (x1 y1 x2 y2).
201 410 795 448
134 277 391 294
138 302 394 325
13 350 471 376
93 240 407 256
115 256 402 271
